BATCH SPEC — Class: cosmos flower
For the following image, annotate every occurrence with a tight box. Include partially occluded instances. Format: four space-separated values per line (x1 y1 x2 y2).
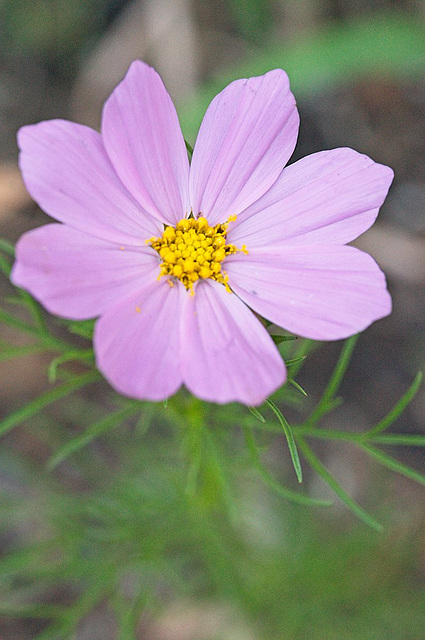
11 61 393 405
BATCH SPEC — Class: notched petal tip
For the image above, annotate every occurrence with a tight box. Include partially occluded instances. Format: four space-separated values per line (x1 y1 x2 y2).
230 146 395 248
227 244 393 342
189 67 299 225
263 67 293 97
102 55 190 226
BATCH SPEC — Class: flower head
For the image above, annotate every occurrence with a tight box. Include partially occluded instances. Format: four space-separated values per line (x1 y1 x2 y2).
11 61 393 405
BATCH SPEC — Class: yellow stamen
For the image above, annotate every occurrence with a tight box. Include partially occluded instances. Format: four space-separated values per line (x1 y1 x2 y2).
149 214 245 293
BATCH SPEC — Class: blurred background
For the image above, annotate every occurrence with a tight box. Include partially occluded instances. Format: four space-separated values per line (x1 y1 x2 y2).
0 1 425 638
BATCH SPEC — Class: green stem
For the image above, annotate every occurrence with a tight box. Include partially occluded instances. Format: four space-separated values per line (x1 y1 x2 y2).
293 425 425 447
305 335 358 426
0 307 80 354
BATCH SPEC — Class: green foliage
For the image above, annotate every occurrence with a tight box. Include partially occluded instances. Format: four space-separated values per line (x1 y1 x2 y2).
179 12 425 141
2 9 425 630
228 0 272 42
1 236 424 529
0 0 108 72
1 230 424 638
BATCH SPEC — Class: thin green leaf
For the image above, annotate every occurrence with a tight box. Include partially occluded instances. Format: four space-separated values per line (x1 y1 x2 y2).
185 139 193 160
0 603 66 619
285 356 307 367
34 578 113 640
292 426 425 448
0 307 76 354
365 371 423 437
287 338 315 376
180 399 204 497
288 377 308 397
17 289 49 334
248 405 265 423
203 428 238 522
297 436 383 531
271 334 298 345
0 371 100 437
134 403 154 436
358 442 425 487
243 414 282 433
61 318 96 340
185 439 203 498
115 589 149 640
243 427 331 507
8 285 49 335
4 295 31 307
47 403 140 469
294 425 362 442
0 237 15 257
0 342 45 361
48 349 94 383
0 307 37 336
267 399 303 483
0 252 12 276
305 335 358 426
370 434 425 447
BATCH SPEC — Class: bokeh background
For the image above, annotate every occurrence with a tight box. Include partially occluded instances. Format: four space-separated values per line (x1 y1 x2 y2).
0 1 425 638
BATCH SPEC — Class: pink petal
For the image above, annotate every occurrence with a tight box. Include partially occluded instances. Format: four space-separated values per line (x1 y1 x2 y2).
181 280 286 405
94 281 184 401
229 148 394 248
226 245 392 340
18 120 160 244
102 61 190 225
11 224 159 320
189 70 299 225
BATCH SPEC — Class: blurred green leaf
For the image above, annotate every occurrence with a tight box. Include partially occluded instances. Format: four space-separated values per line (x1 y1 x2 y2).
0 340 45 361
358 442 425 487
370 434 425 447
228 0 272 41
62 317 96 340
248 405 266 423
0 237 15 257
2 0 108 73
270 334 298 345
47 403 140 469
297 436 383 531
0 253 12 277
0 371 100 437
365 371 423 437
305 335 358 427
288 377 308 397
48 348 94 383
244 426 330 507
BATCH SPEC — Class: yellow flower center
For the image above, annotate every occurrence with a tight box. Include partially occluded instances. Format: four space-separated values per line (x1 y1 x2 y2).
149 215 247 294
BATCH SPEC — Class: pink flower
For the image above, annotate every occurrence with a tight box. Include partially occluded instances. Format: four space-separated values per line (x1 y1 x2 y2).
11 61 393 405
